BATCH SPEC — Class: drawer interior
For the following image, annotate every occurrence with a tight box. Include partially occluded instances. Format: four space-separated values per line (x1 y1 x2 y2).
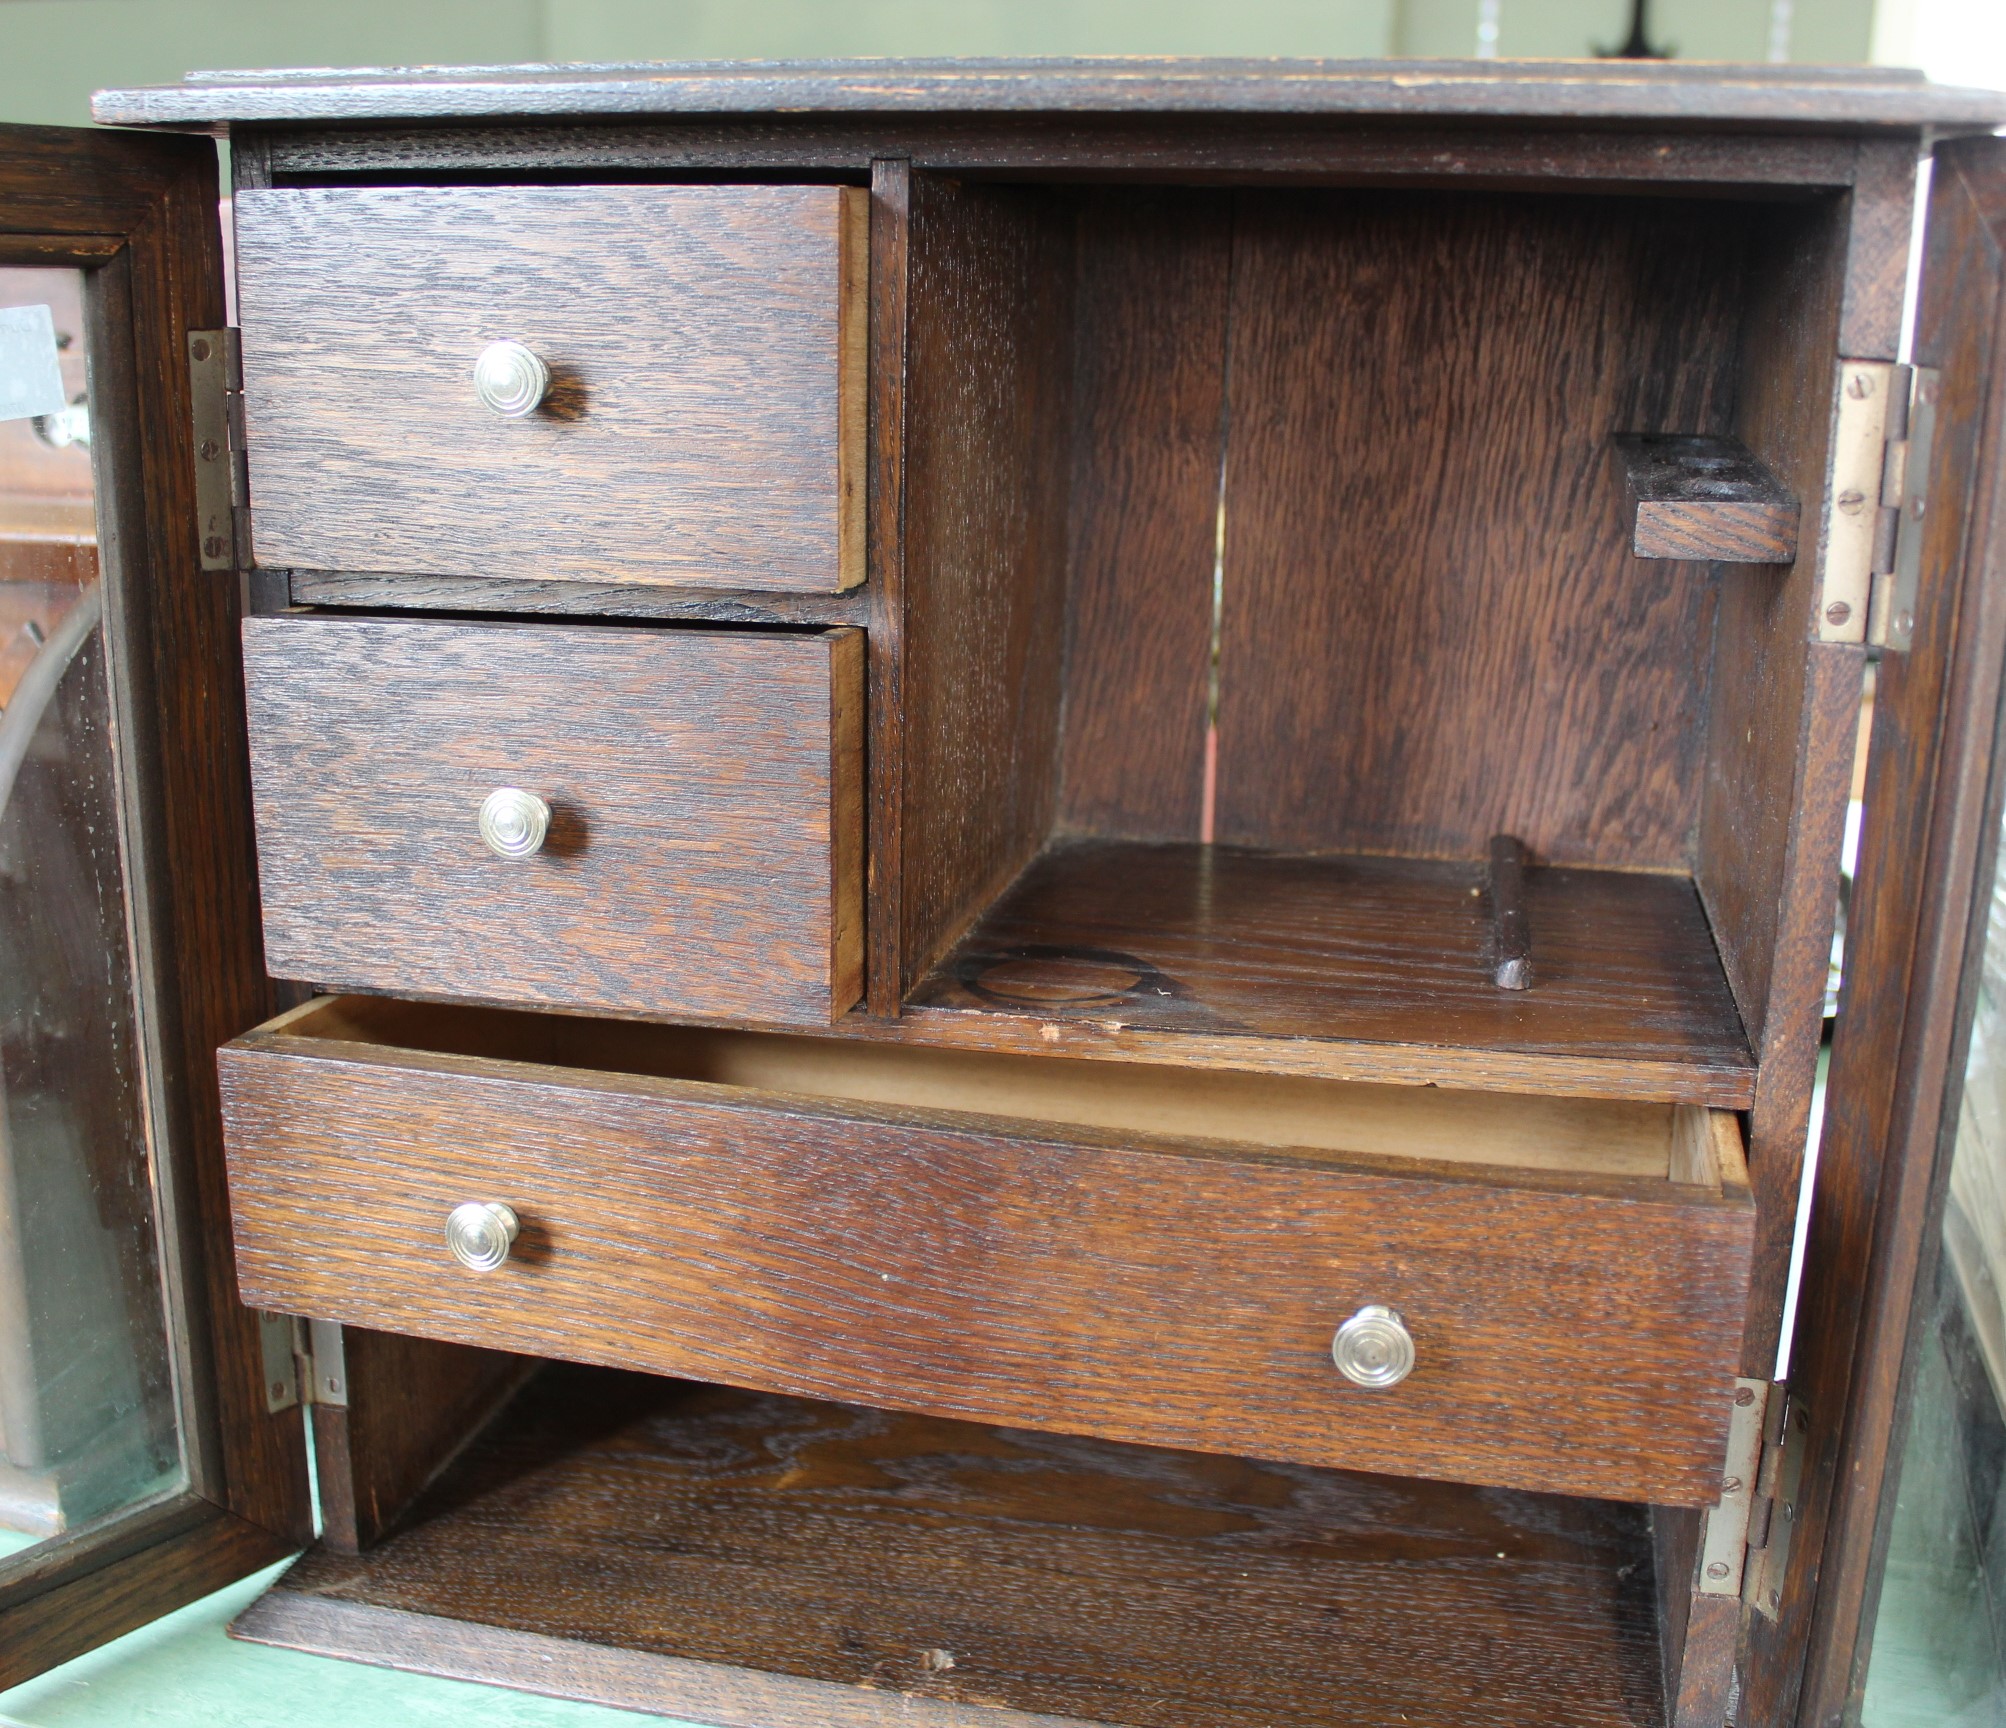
280 994 1745 1194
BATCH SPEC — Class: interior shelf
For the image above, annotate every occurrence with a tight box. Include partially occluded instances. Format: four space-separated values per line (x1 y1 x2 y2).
234 1364 1666 1728
900 839 1753 1107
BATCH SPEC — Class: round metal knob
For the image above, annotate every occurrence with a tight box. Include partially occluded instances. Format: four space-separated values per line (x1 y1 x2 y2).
478 787 550 859
1331 1304 1415 1388
472 340 550 418
445 1201 520 1272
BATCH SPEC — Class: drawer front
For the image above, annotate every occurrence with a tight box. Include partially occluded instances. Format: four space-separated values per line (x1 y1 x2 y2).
242 616 863 1024
218 1032 1754 1505
233 184 865 590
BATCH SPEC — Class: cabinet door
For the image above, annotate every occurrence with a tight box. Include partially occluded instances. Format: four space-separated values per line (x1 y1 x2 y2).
0 125 310 1687
1742 135 2006 1727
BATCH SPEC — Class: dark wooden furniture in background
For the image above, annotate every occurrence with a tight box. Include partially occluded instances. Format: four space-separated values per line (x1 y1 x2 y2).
0 55 2000 1728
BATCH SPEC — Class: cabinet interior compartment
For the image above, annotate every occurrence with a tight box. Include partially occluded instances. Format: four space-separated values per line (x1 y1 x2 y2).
233 1362 1669 1728
891 175 1853 1111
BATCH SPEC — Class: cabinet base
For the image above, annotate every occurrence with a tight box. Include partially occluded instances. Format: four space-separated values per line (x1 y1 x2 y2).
232 1365 1666 1728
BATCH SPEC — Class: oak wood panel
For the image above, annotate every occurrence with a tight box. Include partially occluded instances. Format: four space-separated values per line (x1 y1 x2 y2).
233 184 865 590
241 615 862 1026
286 570 869 627
243 119 1870 195
906 839 1755 1107
311 1328 532 1554
1216 189 1745 865
1839 137 1922 362
897 175 1073 993
1057 190 1228 842
1755 137 2006 1728
864 156 910 1015
93 58 2006 129
232 1367 1667 1728
218 1018 1753 1503
1698 191 1861 1376
1613 433 1799 563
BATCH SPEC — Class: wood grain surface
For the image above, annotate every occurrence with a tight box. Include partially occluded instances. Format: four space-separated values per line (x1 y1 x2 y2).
93 57 2006 130
1216 189 1743 866
311 1327 533 1553
240 119 1869 197
1057 190 1228 841
219 1003 1752 1503
895 174 1073 993
241 615 862 1025
233 184 865 589
906 839 1754 1106
1613 433 1800 563
233 1366 1668 1728
1751 136 2006 1728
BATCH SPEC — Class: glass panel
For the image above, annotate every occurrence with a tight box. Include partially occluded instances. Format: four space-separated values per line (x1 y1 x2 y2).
1859 800 2006 1724
0 268 183 1562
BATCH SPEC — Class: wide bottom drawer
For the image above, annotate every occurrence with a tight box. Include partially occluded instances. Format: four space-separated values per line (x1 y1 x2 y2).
217 996 1754 1505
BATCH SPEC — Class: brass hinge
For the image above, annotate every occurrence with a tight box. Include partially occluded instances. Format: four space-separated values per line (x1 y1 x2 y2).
1693 1378 1807 1620
1743 1386 1809 1621
187 328 248 571
257 1314 347 1414
1822 361 1937 651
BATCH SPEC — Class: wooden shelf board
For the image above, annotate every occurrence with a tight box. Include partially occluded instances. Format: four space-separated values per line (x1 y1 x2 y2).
902 839 1755 1107
233 1366 1664 1728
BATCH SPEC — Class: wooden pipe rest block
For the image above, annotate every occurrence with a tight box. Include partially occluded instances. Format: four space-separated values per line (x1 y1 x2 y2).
1613 433 1798 563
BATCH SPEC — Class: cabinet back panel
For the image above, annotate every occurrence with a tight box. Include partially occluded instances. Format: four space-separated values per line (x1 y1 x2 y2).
1219 191 1746 865
1059 189 1761 867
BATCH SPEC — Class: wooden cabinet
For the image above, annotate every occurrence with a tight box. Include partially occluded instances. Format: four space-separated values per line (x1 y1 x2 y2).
6 57 2006 1728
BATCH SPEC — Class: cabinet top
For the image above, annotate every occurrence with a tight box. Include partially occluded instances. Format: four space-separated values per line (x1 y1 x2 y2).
92 56 2006 133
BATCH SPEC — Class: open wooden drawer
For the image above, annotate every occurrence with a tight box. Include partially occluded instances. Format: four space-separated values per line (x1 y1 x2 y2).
217 995 1753 1506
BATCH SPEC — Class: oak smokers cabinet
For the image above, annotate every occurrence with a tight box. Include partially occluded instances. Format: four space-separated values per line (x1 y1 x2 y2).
5 57 2006 1728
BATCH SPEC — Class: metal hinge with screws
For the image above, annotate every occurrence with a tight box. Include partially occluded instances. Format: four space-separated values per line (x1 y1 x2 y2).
256 1312 348 1414
1822 360 1937 650
187 327 249 571
1693 1379 1807 1620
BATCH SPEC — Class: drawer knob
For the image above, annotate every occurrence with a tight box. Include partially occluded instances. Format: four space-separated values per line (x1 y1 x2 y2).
478 787 551 859
445 1201 520 1272
1331 1304 1415 1388
472 340 550 418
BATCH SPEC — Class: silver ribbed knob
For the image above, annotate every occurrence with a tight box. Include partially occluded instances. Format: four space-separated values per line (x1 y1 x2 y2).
472 341 550 418
478 787 550 859
1331 1305 1415 1388
445 1202 519 1272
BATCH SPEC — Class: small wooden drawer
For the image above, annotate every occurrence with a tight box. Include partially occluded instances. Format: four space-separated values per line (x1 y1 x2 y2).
242 616 863 1025
218 997 1756 1506
232 184 866 590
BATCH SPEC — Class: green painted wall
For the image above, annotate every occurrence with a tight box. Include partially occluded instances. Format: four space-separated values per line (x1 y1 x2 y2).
0 0 1882 129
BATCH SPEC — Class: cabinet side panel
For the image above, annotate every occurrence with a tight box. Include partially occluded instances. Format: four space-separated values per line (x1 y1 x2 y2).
898 177 1073 993
1697 193 1860 1377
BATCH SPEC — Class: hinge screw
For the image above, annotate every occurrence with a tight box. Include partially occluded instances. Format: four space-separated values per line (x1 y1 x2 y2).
203 535 226 559
1837 488 1867 515
1825 601 1852 626
1734 1386 1757 1407
1894 611 1915 638
1721 1476 1744 1495
1846 373 1874 399
270 1381 286 1400
198 438 221 461
190 336 212 363
1706 1561 1732 1580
